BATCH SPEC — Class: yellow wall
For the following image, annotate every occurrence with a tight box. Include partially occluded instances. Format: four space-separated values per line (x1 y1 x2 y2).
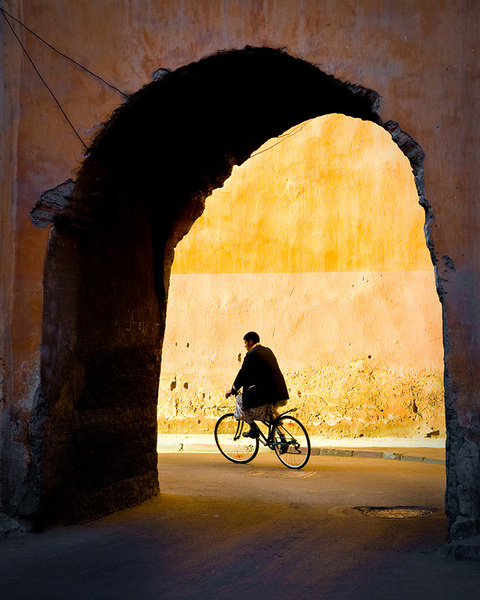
159 115 443 437
173 115 429 274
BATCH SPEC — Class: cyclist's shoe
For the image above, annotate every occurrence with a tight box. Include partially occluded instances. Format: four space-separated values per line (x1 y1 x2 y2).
277 434 289 454
242 424 259 439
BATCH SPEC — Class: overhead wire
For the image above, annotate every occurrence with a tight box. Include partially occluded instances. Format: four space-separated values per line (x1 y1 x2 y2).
0 8 130 151
184 120 312 172
249 120 311 159
1 8 309 165
0 7 130 99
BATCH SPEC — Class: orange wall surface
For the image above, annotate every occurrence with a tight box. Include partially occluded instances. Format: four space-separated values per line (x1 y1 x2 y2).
159 115 443 436
172 115 431 275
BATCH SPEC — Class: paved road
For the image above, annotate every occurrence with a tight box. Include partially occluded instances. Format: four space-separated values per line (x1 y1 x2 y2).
1 452 479 600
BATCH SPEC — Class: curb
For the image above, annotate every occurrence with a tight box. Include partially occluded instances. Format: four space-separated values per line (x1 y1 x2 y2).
157 442 445 465
315 447 445 464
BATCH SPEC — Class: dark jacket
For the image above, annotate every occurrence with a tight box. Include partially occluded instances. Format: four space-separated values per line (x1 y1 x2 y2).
232 345 289 409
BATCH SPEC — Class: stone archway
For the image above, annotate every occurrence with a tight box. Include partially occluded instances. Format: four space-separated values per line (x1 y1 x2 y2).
29 46 434 528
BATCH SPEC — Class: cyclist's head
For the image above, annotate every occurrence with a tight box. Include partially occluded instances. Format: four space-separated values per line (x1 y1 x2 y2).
243 331 260 348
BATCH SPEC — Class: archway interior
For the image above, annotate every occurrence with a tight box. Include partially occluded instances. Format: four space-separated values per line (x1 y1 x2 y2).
34 48 440 526
159 114 443 440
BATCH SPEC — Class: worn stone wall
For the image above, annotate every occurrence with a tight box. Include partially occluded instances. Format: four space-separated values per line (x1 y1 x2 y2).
1 0 479 540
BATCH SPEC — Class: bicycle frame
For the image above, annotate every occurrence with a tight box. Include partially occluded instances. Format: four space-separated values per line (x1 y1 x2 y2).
255 408 298 449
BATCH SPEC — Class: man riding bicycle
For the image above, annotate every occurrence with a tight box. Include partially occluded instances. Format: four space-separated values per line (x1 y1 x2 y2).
226 331 289 438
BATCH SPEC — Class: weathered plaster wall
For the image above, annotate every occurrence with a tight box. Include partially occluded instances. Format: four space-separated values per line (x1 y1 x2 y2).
1 0 479 539
159 115 444 437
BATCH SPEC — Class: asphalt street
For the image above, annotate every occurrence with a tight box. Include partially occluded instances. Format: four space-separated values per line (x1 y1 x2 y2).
1 451 479 600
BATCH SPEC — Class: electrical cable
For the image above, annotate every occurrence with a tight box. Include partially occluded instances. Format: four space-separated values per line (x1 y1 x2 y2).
184 121 312 171
1 8 88 150
0 8 307 163
0 7 129 99
249 121 310 159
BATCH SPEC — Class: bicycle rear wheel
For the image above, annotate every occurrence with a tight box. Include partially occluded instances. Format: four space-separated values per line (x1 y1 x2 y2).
273 415 311 469
215 413 259 464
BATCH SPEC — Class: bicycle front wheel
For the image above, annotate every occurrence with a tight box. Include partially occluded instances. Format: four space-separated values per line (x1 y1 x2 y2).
214 413 259 464
273 415 311 469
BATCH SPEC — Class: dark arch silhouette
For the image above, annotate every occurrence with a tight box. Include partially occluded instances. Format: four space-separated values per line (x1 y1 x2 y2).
29 47 426 527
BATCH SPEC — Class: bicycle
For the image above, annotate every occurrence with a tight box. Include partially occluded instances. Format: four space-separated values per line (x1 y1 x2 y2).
214 407 311 469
